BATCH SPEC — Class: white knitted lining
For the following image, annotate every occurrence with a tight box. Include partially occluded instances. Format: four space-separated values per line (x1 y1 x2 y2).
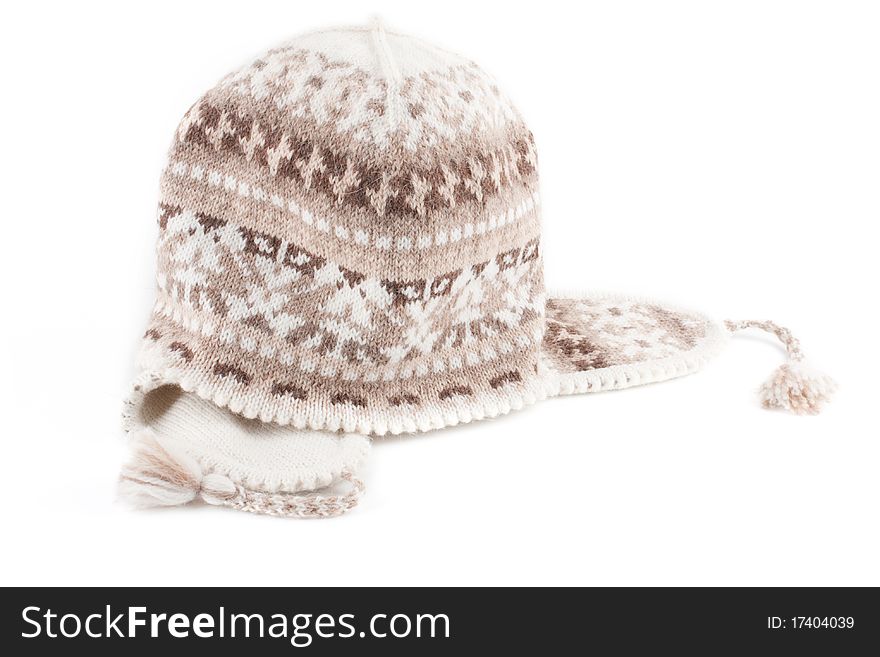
124 383 369 494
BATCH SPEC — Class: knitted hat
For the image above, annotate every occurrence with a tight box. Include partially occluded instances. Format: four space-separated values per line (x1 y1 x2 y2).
120 22 835 518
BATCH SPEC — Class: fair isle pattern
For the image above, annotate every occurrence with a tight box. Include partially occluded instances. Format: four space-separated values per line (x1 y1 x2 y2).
542 298 710 373
217 45 521 149
137 315 542 434
169 31 538 235
163 158 541 253
173 98 537 221
154 204 544 377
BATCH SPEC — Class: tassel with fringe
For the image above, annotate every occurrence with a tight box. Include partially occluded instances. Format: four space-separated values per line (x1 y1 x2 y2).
725 319 837 415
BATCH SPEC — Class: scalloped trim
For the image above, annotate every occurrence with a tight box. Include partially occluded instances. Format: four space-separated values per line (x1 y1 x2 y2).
123 364 552 438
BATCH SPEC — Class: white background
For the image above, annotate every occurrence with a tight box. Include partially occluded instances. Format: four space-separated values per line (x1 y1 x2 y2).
1 1 877 586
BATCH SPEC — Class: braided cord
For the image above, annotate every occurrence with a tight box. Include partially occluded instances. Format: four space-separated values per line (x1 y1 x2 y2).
223 472 365 519
725 319 804 362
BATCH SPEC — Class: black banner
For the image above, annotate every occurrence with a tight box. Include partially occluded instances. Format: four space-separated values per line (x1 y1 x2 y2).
2 588 876 654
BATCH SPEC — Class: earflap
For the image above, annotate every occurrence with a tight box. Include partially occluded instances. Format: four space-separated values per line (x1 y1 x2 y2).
119 378 370 518
540 293 835 415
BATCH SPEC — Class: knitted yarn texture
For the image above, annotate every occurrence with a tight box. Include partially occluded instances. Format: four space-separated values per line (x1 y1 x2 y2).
120 23 834 518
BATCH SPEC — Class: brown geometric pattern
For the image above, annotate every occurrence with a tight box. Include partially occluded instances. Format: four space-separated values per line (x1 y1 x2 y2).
140 311 538 420
156 204 545 373
217 46 523 150
542 298 710 374
175 98 537 220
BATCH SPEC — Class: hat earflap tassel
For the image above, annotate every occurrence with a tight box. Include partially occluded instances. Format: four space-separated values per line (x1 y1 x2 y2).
118 431 364 518
725 319 837 415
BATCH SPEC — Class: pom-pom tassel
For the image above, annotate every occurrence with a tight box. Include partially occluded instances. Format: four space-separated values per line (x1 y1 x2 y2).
726 319 837 415
758 361 838 415
117 431 237 508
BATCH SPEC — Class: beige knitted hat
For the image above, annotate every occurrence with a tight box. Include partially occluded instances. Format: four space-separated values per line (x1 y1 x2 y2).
120 22 835 518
